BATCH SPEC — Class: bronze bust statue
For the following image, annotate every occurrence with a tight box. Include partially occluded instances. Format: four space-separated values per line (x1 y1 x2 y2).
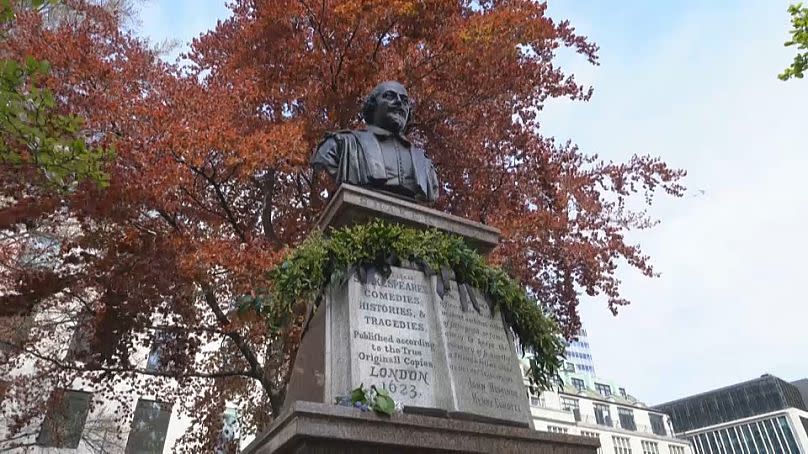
311 81 439 203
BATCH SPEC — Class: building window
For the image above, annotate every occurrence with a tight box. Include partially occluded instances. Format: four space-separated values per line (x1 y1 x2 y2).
125 399 172 453
561 396 580 421
619 387 627 398
36 390 92 448
613 435 632 454
641 441 659 454
547 425 568 434
65 311 95 363
571 378 586 392
725 425 745 453
684 415 802 454
528 389 545 408
560 397 579 412
146 329 185 373
215 408 239 453
594 403 611 427
691 434 707 454
618 407 636 431
0 315 34 358
595 383 612 397
649 413 667 436
668 446 685 454
740 425 755 453
777 415 801 453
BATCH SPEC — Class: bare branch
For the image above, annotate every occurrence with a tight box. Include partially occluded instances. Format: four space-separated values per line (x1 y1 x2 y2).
199 283 262 378
258 170 278 243
0 340 255 380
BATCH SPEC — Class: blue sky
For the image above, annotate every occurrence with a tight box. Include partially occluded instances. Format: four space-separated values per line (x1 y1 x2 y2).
137 0 808 405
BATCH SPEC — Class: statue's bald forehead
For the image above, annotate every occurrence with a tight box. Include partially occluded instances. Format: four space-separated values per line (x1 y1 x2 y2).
370 81 408 98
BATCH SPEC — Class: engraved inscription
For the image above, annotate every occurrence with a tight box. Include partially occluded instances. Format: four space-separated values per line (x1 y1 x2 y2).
436 281 529 422
349 267 437 407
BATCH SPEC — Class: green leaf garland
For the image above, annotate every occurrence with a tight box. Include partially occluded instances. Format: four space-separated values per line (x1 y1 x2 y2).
252 220 564 391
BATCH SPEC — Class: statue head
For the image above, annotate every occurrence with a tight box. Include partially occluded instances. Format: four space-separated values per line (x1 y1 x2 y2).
362 81 411 134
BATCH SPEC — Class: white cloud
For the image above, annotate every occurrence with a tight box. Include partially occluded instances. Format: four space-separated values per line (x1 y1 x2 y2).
542 1 808 404
137 0 231 62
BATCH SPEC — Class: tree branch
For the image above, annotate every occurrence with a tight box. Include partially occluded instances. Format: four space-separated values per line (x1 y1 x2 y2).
258 170 278 243
298 0 331 53
200 284 260 375
189 165 248 243
333 14 362 90
0 340 255 380
371 20 396 64
200 283 284 414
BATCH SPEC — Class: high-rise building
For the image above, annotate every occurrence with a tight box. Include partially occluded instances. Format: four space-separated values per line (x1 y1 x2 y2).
564 327 597 377
653 374 808 453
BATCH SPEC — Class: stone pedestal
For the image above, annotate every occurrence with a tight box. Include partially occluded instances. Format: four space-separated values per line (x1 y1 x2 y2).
316 184 500 254
242 401 600 454
259 184 599 453
284 264 531 426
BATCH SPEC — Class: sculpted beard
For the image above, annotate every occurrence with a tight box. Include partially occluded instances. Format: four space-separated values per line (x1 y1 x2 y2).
379 105 407 133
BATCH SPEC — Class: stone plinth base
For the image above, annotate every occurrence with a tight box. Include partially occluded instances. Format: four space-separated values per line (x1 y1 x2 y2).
242 401 600 454
317 184 501 254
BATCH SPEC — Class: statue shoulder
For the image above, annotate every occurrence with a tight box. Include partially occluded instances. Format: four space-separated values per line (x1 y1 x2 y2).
323 129 364 140
316 129 354 149
321 129 369 148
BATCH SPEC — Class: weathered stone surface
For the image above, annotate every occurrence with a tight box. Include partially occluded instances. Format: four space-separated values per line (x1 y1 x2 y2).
344 267 451 410
435 281 531 426
283 300 326 407
284 264 531 427
242 401 600 454
317 184 501 255
284 187 531 426
269 183 593 453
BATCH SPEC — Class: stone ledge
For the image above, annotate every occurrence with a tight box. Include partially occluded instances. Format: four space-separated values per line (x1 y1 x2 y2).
243 401 600 453
317 184 501 255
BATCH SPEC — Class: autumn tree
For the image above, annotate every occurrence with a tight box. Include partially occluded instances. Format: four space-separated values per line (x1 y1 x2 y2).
0 0 685 451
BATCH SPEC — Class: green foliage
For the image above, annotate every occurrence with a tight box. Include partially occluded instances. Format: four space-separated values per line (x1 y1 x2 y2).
345 384 396 416
370 386 396 415
0 0 112 190
350 384 368 405
250 220 565 391
780 2 808 81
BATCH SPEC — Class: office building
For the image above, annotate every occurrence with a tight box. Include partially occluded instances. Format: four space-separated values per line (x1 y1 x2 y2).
793 378 808 410
0 312 242 452
524 363 694 454
654 374 808 453
565 327 597 377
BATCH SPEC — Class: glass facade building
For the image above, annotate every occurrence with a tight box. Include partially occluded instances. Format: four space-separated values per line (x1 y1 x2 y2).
654 375 807 433
565 328 597 376
687 414 802 454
